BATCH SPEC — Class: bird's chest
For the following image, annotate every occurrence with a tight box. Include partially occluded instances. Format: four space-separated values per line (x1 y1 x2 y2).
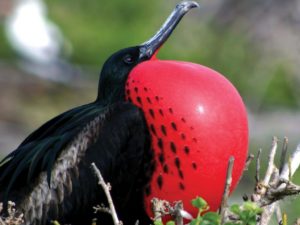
125 75 203 217
125 60 248 218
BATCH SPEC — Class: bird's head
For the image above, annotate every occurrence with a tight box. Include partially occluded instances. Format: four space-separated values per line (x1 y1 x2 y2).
97 1 199 103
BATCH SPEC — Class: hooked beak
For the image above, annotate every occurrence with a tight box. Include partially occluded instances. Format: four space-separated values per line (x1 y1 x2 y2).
139 1 199 60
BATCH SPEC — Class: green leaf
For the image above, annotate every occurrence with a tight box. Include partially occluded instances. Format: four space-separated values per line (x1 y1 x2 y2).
255 207 263 214
202 212 221 224
191 197 208 209
243 202 263 214
230 204 241 215
239 210 250 221
243 202 258 211
190 217 202 225
248 219 258 225
200 220 213 225
154 221 164 225
50 221 60 225
166 221 175 225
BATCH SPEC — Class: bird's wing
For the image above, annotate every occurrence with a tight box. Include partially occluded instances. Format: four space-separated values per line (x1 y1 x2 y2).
60 101 153 224
0 102 105 197
0 102 152 225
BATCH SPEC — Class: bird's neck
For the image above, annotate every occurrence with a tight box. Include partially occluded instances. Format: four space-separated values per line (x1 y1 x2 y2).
96 70 128 103
96 84 126 104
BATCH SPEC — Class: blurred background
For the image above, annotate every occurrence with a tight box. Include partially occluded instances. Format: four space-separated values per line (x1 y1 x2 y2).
0 0 300 223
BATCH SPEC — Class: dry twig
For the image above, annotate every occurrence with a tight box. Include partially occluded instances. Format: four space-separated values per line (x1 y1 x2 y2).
0 201 24 225
244 154 254 172
249 138 300 225
170 201 184 225
255 149 262 183
91 162 122 225
263 137 278 187
275 206 282 224
279 137 288 173
151 198 193 223
151 198 169 221
219 156 234 224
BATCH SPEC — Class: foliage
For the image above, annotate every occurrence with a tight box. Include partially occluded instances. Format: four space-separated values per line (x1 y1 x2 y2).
153 197 263 225
189 197 221 225
224 202 263 225
153 197 221 225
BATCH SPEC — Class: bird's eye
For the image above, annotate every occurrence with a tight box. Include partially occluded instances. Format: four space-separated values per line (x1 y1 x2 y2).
123 54 134 64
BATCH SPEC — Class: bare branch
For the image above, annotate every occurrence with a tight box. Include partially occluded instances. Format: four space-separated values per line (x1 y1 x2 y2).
0 201 24 225
151 198 169 221
91 163 122 225
255 149 262 183
279 137 288 173
280 144 300 180
244 154 254 172
172 201 184 225
275 205 282 224
263 137 278 187
236 154 254 190
220 156 234 224
259 204 276 225
249 139 300 225
93 204 111 215
151 198 193 223
219 138 300 225
252 137 278 211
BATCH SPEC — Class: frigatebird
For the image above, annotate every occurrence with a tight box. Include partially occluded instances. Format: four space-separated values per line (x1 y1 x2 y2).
0 2 199 225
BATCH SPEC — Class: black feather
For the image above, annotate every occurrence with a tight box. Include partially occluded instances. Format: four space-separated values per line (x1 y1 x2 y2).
45 137 69 186
27 138 56 183
0 104 103 194
0 44 158 225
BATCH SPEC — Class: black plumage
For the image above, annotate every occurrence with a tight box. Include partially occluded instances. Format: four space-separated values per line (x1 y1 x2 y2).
0 48 154 225
0 2 198 224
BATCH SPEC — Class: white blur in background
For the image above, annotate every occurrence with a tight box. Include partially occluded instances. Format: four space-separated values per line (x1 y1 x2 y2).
3 0 80 83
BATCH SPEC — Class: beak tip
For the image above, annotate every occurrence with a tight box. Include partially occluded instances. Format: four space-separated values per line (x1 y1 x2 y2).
190 1 200 9
177 1 200 11
139 1 199 60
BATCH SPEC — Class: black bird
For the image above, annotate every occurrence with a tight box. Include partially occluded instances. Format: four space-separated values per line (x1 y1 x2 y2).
0 2 198 225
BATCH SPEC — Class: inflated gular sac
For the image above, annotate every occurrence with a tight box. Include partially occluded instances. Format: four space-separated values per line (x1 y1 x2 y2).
126 59 248 216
